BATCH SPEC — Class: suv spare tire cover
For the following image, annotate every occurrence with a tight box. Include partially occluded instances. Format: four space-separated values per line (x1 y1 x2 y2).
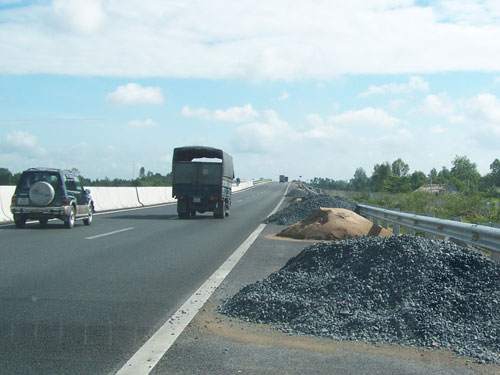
29 181 55 206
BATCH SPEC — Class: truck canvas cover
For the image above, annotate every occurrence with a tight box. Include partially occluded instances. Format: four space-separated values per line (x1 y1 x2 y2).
173 146 234 179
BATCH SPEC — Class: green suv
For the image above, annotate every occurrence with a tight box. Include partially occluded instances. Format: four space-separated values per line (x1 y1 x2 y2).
10 168 94 229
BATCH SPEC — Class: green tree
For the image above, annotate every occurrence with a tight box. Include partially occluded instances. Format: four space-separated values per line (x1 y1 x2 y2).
391 158 409 177
0 168 12 185
350 167 370 191
428 168 438 184
450 155 481 192
371 162 392 192
410 171 427 190
386 175 411 193
490 158 500 187
139 167 146 179
437 166 451 183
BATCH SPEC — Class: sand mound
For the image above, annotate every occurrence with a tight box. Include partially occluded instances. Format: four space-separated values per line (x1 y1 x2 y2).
277 207 393 240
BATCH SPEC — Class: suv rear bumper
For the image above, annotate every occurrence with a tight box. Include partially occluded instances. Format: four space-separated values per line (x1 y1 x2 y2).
11 205 72 219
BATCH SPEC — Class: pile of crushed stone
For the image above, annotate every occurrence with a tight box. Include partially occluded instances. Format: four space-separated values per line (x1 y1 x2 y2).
220 235 500 364
266 194 359 225
277 208 393 241
285 188 309 199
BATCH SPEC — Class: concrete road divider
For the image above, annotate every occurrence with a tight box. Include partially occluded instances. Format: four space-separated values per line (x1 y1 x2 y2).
232 180 254 192
136 187 175 206
0 186 15 222
0 181 256 223
89 187 141 212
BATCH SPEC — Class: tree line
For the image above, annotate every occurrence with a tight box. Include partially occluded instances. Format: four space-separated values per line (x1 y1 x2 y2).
310 156 500 196
0 167 172 187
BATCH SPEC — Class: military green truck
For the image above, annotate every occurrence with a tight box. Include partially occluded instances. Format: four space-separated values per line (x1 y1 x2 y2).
172 146 234 219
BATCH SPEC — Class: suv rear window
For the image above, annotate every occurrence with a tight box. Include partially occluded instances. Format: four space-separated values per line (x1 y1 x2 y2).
18 172 62 190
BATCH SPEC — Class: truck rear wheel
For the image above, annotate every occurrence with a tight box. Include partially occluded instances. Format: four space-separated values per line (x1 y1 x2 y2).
214 200 225 219
177 199 189 219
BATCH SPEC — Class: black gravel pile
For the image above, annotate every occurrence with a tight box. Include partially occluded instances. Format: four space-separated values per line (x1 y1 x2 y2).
285 188 309 199
266 194 359 225
220 235 500 364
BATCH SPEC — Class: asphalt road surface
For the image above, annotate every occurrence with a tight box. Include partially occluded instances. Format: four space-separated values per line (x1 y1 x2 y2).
0 182 287 375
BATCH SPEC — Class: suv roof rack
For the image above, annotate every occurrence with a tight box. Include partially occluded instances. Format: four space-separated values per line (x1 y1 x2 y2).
26 167 71 173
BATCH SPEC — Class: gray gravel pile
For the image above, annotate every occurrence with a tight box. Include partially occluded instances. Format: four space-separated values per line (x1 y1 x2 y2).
266 194 359 225
220 235 500 364
285 188 309 199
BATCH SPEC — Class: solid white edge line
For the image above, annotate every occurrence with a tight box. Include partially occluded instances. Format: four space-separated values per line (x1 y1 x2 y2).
85 227 135 240
115 182 290 375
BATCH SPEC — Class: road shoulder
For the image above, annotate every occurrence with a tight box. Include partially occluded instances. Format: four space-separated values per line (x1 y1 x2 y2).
151 223 499 375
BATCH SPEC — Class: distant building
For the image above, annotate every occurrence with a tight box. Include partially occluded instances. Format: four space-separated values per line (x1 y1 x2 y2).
416 184 458 195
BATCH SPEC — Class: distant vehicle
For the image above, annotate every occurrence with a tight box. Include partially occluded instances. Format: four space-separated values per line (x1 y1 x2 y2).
10 168 94 228
279 175 287 183
172 146 234 219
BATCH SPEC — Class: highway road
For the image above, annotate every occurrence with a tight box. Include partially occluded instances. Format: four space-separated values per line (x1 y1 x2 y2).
0 182 288 375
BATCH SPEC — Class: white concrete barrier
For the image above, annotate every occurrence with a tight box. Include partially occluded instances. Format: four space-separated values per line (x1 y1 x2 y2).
0 181 255 222
232 180 254 192
0 186 15 222
88 187 141 212
137 187 175 206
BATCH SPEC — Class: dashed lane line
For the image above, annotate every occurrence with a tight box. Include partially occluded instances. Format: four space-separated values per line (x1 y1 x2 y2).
85 227 135 240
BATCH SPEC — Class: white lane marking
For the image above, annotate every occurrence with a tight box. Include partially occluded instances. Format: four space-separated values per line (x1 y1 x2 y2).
85 227 134 240
267 183 291 218
115 184 289 375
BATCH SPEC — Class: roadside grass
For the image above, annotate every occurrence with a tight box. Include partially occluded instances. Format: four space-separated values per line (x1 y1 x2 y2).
330 190 500 225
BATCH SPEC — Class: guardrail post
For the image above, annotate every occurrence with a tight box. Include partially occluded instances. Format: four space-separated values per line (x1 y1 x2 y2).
382 219 388 229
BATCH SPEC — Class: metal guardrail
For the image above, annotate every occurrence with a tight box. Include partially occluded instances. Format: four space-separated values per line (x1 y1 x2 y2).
357 204 500 254
299 181 320 195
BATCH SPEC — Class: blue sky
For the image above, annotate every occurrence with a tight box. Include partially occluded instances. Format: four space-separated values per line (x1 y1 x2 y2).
1 1 500 181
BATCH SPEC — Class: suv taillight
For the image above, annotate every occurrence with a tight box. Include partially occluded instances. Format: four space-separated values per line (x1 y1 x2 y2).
61 196 68 206
11 195 16 205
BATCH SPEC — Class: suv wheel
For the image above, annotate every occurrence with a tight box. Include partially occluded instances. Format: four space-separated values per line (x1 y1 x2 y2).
14 215 26 229
64 206 76 229
83 205 93 226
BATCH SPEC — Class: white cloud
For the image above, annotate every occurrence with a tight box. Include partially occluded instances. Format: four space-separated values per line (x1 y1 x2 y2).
301 113 348 140
279 91 290 101
2 130 46 157
465 93 500 149
390 99 405 110
128 119 157 127
328 107 401 128
359 76 429 97
52 0 105 35
106 83 164 106
430 125 447 134
466 93 500 123
232 110 293 153
435 0 500 25
413 93 465 123
182 104 259 123
2 1 500 78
